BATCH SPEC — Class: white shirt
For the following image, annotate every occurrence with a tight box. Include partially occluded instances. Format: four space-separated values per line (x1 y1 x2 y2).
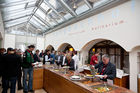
45 55 50 62
62 56 66 65
58 56 61 63
72 55 79 70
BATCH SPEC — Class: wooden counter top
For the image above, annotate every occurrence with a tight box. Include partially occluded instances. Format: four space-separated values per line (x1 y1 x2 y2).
33 65 134 93
43 66 134 93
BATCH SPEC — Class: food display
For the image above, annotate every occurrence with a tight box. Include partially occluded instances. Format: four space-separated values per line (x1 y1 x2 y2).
62 66 70 69
85 74 93 77
54 69 59 72
82 80 92 84
94 87 112 93
91 84 116 93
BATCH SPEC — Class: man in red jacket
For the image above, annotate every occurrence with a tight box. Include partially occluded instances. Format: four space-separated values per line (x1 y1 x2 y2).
90 52 99 65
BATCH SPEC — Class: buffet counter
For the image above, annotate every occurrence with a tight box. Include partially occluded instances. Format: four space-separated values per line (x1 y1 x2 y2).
33 65 134 93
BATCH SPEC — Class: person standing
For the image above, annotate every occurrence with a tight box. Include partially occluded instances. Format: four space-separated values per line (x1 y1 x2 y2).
61 51 66 67
90 52 99 65
50 50 56 64
65 54 75 71
22 45 35 93
33 50 41 62
55 51 62 66
92 54 116 81
72 51 79 70
39 50 44 58
43 50 51 64
16 49 23 90
2 48 21 93
0 48 5 86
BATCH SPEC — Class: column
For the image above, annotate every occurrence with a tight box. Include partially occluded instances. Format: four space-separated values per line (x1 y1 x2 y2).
129 46 140 93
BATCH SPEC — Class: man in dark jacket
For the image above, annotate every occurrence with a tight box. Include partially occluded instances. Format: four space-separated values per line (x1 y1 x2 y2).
33 50 41 62
22 45 35 93
93 54 116 81
0 48 5 86
2 48 21 93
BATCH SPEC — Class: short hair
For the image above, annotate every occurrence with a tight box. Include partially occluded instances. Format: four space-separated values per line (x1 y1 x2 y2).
16 49 22 53
36 50 40 52
45 49 50 53
7 47 14 52
28 45 35 48
102 54 110 59
74 51 77 55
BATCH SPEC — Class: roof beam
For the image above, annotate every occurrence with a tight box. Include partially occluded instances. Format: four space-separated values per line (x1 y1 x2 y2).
2 7 33 15
34 13 51 27
27 0 43 24
4 12 32 20
4 14 32 22
83 0 93 9
29 23 38 29
5 22 27 29
57 0 77 17
29 22 42 30
44 0 66 21
0 0 35 8
39 6 58 25
32 17 46 29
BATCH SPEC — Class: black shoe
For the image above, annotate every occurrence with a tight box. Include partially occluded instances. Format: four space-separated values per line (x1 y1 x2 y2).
29 90 34 93
18 87 23 90
23 91 28 93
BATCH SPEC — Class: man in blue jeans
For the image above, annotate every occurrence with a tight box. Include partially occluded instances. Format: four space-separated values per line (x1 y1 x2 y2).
2 48 21 93
22 45 35 93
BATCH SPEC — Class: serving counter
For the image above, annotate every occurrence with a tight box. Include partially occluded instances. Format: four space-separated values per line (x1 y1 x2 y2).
33 66 134 93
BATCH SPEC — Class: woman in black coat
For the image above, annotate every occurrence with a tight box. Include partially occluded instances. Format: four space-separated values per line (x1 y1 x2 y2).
65 54 75 71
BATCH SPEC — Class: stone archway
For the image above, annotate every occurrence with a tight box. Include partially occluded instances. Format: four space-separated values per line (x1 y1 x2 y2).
46 45 55 52
57 43 74 52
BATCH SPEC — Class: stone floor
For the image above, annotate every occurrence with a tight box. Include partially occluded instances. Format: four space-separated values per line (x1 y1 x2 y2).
0 85 47 93
0 77 47 93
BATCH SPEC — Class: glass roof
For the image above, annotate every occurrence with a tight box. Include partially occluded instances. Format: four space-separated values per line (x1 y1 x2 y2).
0 0 118 35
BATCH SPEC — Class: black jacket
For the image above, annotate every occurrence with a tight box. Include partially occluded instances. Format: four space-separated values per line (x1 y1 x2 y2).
55 55 63 65
2 53 21 78
95 61 116 81
65 59 75 71
0 53 4 76
33 54 41 62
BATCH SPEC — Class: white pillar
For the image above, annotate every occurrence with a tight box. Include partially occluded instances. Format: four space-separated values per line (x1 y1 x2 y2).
129 46 140 93
0 10 5 48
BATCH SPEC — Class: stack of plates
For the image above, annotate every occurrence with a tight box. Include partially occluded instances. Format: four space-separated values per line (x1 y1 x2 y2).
95 75 104 79
70 75 81 81
62 66 70 69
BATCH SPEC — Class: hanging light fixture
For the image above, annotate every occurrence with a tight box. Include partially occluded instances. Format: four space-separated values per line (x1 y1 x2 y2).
73 3 77 9
69 48 74 51
92 48 95 52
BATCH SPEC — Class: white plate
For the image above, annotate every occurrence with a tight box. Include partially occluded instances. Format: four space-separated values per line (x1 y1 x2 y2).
71 75 80 79
95 75 104 78
70 75 81 80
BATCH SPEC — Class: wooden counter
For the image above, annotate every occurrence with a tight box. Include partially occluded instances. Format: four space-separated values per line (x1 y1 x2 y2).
138 78 140 93
81 69 130 89
43 68 134 93
44 69 93 93
114 75 129 89
33 68 44 90
33 66 134 93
